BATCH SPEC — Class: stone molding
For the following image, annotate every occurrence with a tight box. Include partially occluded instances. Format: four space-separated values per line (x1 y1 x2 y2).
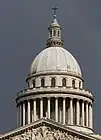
16 87 93 102
26 71 83 82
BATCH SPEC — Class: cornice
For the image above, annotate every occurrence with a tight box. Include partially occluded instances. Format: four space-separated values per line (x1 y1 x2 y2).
16 87 93 102
26 71 83 82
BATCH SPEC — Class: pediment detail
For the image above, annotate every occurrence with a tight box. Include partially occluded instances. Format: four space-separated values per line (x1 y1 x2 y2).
11 126 77 140
1 119 96 140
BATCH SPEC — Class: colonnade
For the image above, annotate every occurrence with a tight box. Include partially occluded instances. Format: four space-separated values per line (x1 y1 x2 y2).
17 97 93 129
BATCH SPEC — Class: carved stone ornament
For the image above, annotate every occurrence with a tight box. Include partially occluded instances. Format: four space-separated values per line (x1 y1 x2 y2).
5 126 84 140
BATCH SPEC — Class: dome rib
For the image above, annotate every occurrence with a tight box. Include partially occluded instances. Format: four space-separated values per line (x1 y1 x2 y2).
29 47 82 77
61 47 68 71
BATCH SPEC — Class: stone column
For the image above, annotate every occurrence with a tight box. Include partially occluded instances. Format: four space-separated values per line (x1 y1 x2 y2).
52 29 54 37
19 104 22 126
40 98 43 118
70 98 73 124
55 97 58 122
23 102 25 126
48 98 50 119
59 100 62 123
68 106 70 124
17 105 19 127
82 101 84 126
86 102 88 127
63 98 66 124
28 100 30 124
33 99 36 121
89 103 93 129
76 99 80 125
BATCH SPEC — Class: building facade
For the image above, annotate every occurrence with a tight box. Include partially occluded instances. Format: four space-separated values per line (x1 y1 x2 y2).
0 9 101 140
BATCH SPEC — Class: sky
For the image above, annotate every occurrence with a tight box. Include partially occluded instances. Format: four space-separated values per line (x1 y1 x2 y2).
0 0 101 134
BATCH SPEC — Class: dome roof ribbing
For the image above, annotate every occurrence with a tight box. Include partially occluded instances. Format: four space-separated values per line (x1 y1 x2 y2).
29 47 82 77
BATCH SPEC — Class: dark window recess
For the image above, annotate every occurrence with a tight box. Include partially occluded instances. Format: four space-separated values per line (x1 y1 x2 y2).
58 30 60 37
41 78 45 87
62 78 66 87
53 30 56 36
50 30 52 37
51 78 56 87
72 79 75 88
33 80 35 88
79 81 81 89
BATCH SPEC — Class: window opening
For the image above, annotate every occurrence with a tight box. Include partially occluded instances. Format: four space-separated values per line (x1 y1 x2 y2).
51 78 56 87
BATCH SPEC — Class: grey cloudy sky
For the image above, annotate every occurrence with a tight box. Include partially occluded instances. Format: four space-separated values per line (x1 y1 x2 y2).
0 0 101 134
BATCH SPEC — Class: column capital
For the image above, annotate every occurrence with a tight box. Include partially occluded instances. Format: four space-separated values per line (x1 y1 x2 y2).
63 97 66 99
39 97 43 99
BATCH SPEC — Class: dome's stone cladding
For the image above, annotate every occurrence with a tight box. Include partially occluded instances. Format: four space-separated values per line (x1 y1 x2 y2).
29 47 82 77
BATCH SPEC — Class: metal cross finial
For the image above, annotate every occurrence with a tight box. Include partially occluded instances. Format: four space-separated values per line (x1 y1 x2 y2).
52 6 58 17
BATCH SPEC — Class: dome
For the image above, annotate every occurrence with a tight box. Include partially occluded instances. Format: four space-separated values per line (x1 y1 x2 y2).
29 47 82 77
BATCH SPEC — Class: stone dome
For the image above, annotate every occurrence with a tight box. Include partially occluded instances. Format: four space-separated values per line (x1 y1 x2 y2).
29 47 82 77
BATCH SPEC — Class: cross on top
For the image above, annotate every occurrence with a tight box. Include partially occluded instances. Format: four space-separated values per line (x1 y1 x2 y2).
52 6 58 16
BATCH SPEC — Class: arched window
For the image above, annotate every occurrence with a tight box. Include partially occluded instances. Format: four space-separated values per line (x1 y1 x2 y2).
33 80 35 88
79 81 81 89
51 78 56 87
58 30 60 37
72 79 75 88
41 78 45 87
53 30 56 36
62 78 66 87
50 30 52 37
